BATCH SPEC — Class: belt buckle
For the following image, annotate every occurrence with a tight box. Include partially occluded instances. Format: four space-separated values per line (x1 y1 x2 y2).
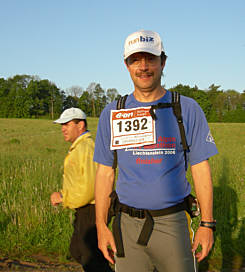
135 209 145 219
128 207 145 219
138 209 145 219
129 208 134 217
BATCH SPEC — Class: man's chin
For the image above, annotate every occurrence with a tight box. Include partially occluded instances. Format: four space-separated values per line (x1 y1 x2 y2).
136 85 155 92
63 136 69 142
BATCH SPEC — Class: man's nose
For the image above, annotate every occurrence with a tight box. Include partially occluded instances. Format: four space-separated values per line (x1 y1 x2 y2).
138 58 149 70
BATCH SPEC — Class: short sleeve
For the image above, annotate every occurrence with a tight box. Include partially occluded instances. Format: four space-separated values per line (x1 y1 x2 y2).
93 105 114 166
185 100 218 166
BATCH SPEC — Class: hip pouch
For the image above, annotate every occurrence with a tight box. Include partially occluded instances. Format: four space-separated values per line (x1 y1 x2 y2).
185 194 200 218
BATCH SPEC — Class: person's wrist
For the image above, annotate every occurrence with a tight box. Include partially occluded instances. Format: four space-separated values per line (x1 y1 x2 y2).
200 220 216 231
96 219 108 229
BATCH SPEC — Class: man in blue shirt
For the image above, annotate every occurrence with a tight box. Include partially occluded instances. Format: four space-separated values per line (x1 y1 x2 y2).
94 30 218 272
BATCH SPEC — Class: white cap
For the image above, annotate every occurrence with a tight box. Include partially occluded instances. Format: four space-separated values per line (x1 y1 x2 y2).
54 108 86 124
124 30 165 60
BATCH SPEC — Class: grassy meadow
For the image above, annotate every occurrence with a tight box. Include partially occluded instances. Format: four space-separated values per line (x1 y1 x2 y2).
0 118 244 271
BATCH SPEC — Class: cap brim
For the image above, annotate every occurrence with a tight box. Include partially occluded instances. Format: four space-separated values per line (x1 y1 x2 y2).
124 48 162 60
53 117 73 124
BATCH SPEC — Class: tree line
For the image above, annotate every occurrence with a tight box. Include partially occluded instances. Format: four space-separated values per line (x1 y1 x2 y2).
0 74 245 122
0 75 120 119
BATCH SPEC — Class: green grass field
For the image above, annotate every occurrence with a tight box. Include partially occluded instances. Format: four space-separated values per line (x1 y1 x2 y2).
0 118 244 271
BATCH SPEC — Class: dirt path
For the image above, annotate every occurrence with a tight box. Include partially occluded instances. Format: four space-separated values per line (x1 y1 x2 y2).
1 256 245 272
0 256 84 272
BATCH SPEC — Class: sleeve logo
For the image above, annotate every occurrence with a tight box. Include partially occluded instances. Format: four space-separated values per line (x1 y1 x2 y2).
206 131 215 144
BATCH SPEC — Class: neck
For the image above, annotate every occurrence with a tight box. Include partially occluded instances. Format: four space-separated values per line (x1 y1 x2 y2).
133 86 166 102
71 129 87 144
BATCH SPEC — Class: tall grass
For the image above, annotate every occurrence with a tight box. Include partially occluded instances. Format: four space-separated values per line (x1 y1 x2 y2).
0 118 96 260
198 123 245 271
0 119 244 271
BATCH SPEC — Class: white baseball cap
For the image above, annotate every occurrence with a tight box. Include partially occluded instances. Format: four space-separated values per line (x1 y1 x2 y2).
54 108 86 124
124 30 165 60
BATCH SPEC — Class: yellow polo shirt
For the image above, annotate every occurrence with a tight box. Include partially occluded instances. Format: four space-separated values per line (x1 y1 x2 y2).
61 132 97 209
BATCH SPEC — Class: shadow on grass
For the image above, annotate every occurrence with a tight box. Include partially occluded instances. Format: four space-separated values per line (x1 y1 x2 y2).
199 158 245 271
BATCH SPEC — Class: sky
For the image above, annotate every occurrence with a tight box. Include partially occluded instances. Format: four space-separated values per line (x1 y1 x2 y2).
0 0 244 96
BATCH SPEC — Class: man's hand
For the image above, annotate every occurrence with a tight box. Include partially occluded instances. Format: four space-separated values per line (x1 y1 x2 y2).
192 226 214 262
97 224 117 264
50 192 62 206
95 164 116 263
191 161 214 262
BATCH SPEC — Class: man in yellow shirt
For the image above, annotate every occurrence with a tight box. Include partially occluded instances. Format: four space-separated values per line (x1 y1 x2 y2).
51 107 113 272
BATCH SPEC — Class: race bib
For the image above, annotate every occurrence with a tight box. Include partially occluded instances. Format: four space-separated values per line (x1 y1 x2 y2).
110 107 156 150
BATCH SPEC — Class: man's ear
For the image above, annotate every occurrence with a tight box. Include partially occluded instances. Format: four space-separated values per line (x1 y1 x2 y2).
124 59 129 71
161 58 166 69
78 120 85 131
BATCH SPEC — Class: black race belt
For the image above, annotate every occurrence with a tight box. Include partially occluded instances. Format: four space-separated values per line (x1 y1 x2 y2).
110 191 187 258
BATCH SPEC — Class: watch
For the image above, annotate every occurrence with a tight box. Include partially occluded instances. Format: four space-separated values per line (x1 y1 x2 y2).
200 220 216 231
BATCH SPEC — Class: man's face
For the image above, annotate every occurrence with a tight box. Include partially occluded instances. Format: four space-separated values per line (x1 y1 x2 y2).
61 120 81 143
125 52 165 93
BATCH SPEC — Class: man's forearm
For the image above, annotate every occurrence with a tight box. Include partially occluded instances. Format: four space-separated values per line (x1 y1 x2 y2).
191 160 215 262
95 164 115 226
95 164 117 263
191 160 213 221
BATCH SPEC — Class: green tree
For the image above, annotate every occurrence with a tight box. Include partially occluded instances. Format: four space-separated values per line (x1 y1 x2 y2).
0 75 63 118
0 78 10 117
94 83 106 117
192 90 212 119
169 84 212 119
78 91 92 116
26 79 62 118
86 82 97 117
206 85 224 122
63 95 79 109
0 75 35 118
224 90 240 111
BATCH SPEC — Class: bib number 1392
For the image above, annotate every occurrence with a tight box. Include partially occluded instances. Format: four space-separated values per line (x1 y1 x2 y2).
117 118 148 133
110 107 156 150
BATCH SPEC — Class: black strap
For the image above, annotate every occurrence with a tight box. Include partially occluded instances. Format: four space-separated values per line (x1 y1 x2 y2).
149 92 189 170
149 102 172 120
113 95 128 169
118 200 187 248
116 95 128 110
137 211 154 246
136 200 187 246
113 92 190 170
171 92 190 170
109 191 188 257
112 151 118 169
112 212 125 257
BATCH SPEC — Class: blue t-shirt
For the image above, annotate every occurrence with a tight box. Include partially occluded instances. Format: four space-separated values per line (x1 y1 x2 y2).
94 90 218 210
